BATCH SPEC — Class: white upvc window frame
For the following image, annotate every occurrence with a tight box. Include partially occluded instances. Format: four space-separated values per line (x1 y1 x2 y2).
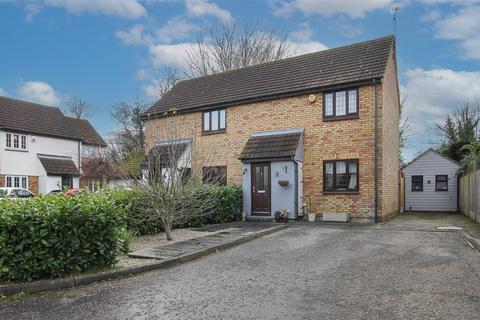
6 133 28 151
5 175 29 189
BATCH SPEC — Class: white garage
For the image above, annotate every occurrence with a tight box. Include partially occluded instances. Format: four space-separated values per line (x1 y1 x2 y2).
403 149 460 212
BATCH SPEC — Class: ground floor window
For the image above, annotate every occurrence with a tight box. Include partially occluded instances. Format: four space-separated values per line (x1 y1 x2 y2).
203 166 227 186
323 159 359 192
5 175 28 189
88 179 104 192
411 175 423 191
435 175 448 191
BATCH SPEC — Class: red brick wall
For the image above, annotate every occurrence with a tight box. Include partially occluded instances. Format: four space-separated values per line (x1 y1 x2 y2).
145 83 392 221
28 176 39 194
379 50 400 218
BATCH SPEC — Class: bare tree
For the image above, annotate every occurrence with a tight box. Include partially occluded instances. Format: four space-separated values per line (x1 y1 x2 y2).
111 98 148 157
117 113 223 240
185 24 292 78
63 97 93 119
156 66 181 98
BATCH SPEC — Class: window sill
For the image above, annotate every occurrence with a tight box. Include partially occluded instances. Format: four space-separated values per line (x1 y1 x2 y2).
5 148 28 152
202 130 226 136
411 190 423 192
323 190 359 195
323 114 359 122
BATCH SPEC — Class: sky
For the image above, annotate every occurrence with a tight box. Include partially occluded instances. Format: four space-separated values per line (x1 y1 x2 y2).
1 0 480 161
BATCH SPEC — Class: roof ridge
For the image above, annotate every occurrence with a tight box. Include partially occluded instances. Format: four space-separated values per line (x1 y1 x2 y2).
0 95 61 111
174 35 395 85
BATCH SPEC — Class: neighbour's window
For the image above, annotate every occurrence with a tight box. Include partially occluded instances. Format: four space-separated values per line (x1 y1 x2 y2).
6 133 27 150
203 166 227 186
435 175 448 191
323 159 359 192
203 109 226 133
411 175 423 191
5 175 28 189
324 88 358 119
88 179 104 192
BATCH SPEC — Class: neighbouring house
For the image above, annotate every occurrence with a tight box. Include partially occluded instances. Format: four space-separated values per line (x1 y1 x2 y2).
142 35 400 222
0 96 107 194
403 148 460 212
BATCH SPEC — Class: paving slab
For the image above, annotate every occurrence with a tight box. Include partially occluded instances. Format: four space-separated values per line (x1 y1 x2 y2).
128 224 280 259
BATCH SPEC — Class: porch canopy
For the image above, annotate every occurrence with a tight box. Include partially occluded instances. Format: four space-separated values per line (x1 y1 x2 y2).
38 155 80 176
141 139 192 169
239 128 304 162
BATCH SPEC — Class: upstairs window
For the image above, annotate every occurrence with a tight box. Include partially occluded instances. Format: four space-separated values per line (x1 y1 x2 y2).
323 88 358 120
411 175 423 191
6 133 27 151
323 159 359 193
435 175 448 191
203 109 226 133
203 166 227 186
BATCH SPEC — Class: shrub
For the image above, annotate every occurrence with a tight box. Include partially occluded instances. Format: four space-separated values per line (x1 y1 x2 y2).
207 186 243 224
118 228 136 254
104 188 162 235
179 185 243 227
0 192 124 281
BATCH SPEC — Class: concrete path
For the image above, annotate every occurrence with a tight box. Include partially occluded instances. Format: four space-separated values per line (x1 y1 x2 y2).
128 223 283 259
2 214 480 320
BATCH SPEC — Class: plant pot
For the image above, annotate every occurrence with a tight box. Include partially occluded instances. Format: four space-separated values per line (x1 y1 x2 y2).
307 213 316 222
278 180 289 187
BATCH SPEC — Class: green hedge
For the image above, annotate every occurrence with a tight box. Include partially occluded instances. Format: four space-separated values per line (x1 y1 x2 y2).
105 188 162 236
207 186 243 224
179 186 243 227
0 193 124 281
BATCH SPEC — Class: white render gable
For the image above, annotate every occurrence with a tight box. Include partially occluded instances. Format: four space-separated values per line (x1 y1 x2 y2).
0 130 80 193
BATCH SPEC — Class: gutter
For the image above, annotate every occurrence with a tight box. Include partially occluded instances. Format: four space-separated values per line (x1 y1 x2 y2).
373 79 379 223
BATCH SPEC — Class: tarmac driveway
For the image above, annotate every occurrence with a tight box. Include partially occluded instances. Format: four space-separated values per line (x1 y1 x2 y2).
2 213 480 320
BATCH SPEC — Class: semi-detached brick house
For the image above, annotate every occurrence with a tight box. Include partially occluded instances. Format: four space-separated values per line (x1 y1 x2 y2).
143 35 400 222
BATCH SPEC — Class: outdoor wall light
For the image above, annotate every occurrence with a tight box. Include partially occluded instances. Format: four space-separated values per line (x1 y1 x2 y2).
243 168 248 175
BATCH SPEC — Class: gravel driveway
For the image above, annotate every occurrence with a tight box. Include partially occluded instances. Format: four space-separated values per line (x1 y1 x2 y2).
2 215 480 320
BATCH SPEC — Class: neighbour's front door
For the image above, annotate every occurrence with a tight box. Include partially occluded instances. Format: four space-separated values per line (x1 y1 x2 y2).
61 175 73 189
251 162 271 215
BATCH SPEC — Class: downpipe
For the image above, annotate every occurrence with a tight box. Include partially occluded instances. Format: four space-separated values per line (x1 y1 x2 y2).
373 79 379 223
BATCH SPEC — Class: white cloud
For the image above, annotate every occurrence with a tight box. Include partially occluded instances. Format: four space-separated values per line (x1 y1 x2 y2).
44 0 146 19
433 5 480 59
400 68 480 160
185 0 233 24
289 23 328 54
290 22 313 42
148 43 192 68
155 17 199 43
291 41 328 55
115 24 150 46
272 0 391 18
401 68 480 134
0 87 6 96
420 8 442 22
17 81 61 105
25 3 42 22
